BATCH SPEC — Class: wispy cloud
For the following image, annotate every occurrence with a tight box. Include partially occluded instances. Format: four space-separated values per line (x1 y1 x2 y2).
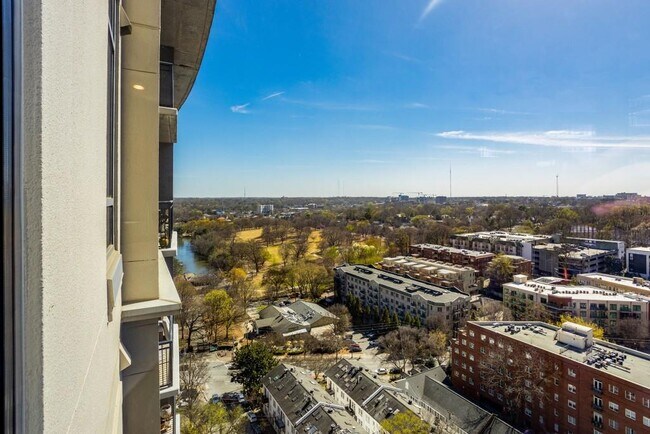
405 102 429 109
437 130 650 149
475 107 532 116
418 0 444 23
282 98 380 112
262 91 285 101
439 144 515 158
230 103 250 114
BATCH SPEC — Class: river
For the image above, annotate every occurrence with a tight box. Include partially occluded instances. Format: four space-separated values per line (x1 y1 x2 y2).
176 237 213 275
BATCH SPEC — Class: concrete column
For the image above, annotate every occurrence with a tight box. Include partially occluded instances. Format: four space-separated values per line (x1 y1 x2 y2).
121 0 161 302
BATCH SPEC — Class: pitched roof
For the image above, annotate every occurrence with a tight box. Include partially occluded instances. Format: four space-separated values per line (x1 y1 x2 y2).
262 364 365 434
395 367 521 434
324 360 415 426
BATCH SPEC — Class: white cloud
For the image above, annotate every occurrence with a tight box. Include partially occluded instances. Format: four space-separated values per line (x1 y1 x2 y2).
405 102 429 109
475 107 532 116
419 0 444 23
230 103 250 114
439 144 515 158
437 130 650 149
262 91 284 101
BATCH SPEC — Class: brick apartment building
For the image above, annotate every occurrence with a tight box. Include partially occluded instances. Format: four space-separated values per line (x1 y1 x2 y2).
451 321 650 434
410 244 496 274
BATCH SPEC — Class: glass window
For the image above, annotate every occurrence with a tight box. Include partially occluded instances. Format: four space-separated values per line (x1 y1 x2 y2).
106 0 119 248
625 409 636 420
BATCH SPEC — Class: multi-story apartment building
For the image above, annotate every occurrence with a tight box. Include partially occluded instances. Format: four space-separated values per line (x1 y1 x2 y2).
533 243 616 278
324 360 427 433
410 244 496 274
503 275 650 332
451 321 650 434
335 265 470 331
258 204 274 215
381 256 478 293
578 273 650 297
262 364 365 434
627 247 650 279
564 237 626 259
2 1 215 432
451 231 557 260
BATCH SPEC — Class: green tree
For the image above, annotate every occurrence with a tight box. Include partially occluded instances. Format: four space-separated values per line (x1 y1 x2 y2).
204 289 237 340
173 257 186 277
181 402 245 434
380 411 430 434
486 255 516 289
231 342 278 397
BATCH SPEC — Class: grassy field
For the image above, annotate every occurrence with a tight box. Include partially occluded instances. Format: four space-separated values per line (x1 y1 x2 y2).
234 227 323 289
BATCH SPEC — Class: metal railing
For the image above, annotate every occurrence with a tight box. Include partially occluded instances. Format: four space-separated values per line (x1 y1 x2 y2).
159 200 173 249
159 340 173 389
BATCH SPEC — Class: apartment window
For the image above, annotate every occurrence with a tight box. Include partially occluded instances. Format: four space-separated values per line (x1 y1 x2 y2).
568 415 576 425
469 342 474 349
625 391 635 402
469 378 474 385
624 428 634 434
106 0 119 247
610 304 617 310
609 419 619 429
610 401 620 412
554 424 559 433
524 408 532 417
489 338 495 345
643 416 650 427
568 400 576 409
469 330 475 337
568 368 576 377
610 385 619 394
480 334 486 341
625 409 636 420
469 354 474 361
593 379 603 391
568 384 576 393
554 393 559 402
643 397 650 408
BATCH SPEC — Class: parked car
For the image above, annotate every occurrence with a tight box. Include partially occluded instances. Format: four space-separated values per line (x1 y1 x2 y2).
375 368 387 375
222 391 246 406
210 394 221 404
389 367 402 375
349 344 362 353
246 411 258 424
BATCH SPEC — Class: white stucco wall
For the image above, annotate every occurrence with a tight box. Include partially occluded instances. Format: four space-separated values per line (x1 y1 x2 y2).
24 1 123 432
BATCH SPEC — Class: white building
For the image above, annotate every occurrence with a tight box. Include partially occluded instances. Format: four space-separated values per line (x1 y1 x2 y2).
381 256 477 293
335 265 470 331
259 204 274 215
451 231 557 260
2 1 215 432
503 275 650 333
627 247 650 279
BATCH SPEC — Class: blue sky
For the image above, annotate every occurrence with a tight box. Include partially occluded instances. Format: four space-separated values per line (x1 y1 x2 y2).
175 0 650 197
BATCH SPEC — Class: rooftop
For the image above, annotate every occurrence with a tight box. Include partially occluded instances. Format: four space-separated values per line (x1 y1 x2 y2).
395 367 520 434
533 243 611 258
453 231 553 242
468 321 650 388
337 265 469 303
383 256 476 272
627 246 650 253
325 360 418 426
504 277 650 303
578 273 650 294
262 364 366 434
411 243 496 258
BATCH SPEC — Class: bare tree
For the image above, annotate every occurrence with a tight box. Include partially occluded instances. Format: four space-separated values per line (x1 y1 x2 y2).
380 327 447 372
180 353 209 413
615 318 650 350
328 304 351 335
478 345 555 427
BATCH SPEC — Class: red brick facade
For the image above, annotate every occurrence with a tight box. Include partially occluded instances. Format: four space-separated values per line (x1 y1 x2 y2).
451 322 650 434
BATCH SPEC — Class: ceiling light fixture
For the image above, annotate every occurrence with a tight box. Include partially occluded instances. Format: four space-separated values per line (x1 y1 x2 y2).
132 84 145 90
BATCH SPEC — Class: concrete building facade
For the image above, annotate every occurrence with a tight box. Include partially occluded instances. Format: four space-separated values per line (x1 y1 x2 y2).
334 265 470 332
503 275 650 333
451 231 556 260
380 256 478 293
451 321 650 434
2 1 215 433
577 273 650 297
627 247 650 279
533 243 616 278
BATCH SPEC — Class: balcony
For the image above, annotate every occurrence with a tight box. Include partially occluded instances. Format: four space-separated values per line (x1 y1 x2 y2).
592 402 603 411
592 386 603 395
592 418 604 429
159 323 180 399
159 200 174 249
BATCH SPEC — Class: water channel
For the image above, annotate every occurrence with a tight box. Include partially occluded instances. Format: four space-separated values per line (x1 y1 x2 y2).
176 237 213 275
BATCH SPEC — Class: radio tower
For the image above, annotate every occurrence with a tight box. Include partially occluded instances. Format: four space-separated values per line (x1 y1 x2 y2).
449 164 452 198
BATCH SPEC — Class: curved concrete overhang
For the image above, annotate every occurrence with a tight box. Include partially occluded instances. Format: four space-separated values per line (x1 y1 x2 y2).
161 0 216 109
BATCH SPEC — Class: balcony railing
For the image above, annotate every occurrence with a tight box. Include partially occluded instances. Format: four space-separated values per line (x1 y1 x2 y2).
592 386 603 395
159 340 173 389
159 200 173 249
592 418 604 429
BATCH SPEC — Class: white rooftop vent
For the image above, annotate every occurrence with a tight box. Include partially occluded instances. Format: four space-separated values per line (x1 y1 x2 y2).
513 274 528 284
556 322 594 350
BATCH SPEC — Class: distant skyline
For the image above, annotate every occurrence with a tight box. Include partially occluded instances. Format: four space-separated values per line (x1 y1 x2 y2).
176 0 650 198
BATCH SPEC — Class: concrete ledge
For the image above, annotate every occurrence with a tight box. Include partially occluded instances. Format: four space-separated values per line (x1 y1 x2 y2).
121 252 181 322
159 106 177 143
161 231 178 258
